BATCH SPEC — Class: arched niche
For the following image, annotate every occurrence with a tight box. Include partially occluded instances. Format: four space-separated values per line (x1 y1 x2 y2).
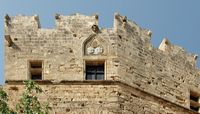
83 35 107 56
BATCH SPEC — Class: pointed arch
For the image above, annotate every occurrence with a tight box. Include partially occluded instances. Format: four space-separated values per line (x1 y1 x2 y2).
83 34 108 56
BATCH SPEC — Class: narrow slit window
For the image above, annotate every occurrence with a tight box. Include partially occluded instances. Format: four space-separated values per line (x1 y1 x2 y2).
86 61 104 80
190 90 200 113
29 60 42 80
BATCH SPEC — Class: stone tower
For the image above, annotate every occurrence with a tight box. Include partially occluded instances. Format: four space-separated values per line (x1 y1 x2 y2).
3 13 200 114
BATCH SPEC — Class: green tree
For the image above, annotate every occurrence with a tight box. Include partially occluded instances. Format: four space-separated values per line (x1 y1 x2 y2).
16 80 50 114
0 80 50 114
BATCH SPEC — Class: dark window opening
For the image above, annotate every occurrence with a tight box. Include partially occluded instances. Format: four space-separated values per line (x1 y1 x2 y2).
30 60 42 80
191 95 199 102
86 61 104 80
191 106 199 112
190 91 200 113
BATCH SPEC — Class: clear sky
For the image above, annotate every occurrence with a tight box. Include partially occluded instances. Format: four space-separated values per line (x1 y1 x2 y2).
0 0 200 84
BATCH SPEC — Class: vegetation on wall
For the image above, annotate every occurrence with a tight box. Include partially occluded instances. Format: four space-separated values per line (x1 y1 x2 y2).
0 80 50 114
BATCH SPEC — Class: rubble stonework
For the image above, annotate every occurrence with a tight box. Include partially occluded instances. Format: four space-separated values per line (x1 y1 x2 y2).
3 13 200 114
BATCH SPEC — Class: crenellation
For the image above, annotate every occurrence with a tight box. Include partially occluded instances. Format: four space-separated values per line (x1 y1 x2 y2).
6 15 40 31
114 12 141 37
159 38 198 67
55 13 98 35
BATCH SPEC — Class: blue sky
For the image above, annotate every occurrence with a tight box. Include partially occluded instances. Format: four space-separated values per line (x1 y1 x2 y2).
0 0 200 84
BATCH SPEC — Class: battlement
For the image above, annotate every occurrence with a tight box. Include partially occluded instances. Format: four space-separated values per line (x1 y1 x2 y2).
4 13 198 66
4 14 40 31
4 13 98 34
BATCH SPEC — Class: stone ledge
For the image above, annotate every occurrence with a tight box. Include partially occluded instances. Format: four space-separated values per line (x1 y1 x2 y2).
4 80 198 114
5 80 118 85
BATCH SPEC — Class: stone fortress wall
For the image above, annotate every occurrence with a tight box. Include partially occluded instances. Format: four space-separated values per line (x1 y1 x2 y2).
3 13 200 114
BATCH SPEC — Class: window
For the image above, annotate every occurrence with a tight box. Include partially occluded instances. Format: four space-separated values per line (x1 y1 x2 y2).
86 61 104 80
29 60 42 80
190 90 200 113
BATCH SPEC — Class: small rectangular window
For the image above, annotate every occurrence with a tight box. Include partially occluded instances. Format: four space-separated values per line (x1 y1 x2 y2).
86 61 104 80
29 60 42 80
190 90 200 113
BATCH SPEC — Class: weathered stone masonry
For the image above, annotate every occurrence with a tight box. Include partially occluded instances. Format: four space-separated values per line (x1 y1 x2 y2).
3 13 200 114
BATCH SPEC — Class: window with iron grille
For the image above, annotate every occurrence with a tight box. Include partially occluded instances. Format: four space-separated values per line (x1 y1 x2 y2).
85 61 104 80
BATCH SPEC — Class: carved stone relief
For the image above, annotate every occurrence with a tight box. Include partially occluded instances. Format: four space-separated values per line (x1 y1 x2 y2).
84 36 106 55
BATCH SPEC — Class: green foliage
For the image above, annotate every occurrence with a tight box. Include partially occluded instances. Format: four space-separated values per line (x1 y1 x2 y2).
0 87 15 114
16 80 50 114
0 80 50 114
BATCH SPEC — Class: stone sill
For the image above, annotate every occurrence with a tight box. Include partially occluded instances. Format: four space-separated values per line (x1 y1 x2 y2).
5 80 118 85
